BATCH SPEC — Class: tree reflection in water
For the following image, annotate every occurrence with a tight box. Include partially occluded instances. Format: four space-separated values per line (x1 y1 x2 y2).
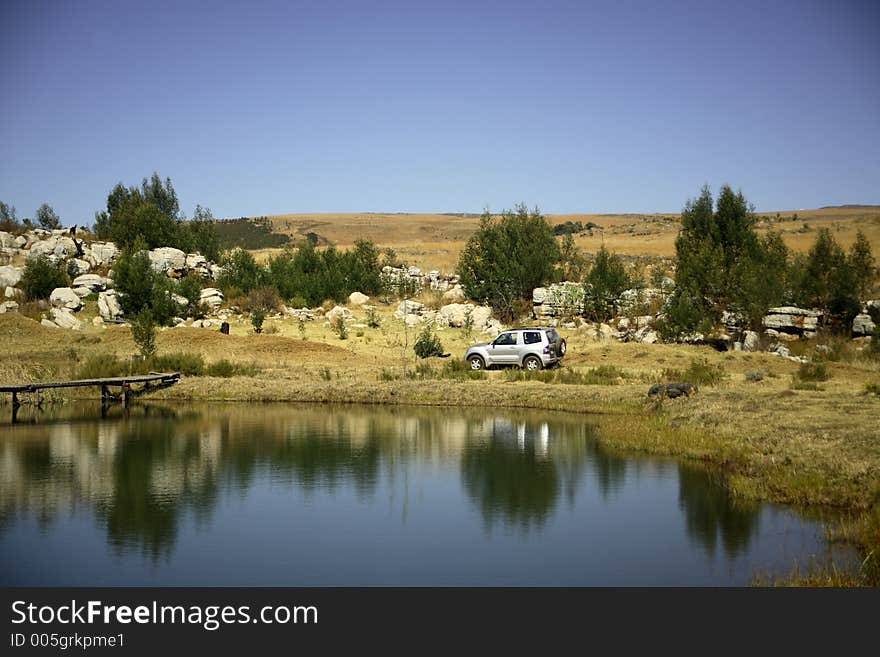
677 464 761 559
0 403 763 562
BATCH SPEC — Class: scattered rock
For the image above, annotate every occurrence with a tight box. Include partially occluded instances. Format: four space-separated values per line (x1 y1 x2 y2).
742 330 760 352
0 265 23 288
148 247 187 276
348 291 369 306
442 286 467 303
326 305 353 323
71 273 109 293
49 307 82 330
98 290 123 321
199 288 224 309
49 287 84 311
533 281 584 319
395 299 425 317
0 300 19 313
403 313 423 327
86 242 119 267
648 382 697 398
66 258 91 277
762 306 821 335
852 314 876 336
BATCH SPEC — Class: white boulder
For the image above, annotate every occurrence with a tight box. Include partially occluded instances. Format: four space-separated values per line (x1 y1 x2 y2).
442 286 467 303
326 305 353 323
762 307 821 333
348 291 369 306
853 314 876 336
50 287 83 311
71 274 109 292
148 247 187 275
0 265 23 288
87 242 119 267
66 258 91 277
49 307 82 330
742 330 760 352
98 290 123 321
199 288 224 309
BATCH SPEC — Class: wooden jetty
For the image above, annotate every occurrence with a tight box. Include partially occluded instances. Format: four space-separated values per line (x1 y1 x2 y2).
1 372 180 422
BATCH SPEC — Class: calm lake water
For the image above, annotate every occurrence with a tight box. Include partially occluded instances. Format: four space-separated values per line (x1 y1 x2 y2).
0 403 848 586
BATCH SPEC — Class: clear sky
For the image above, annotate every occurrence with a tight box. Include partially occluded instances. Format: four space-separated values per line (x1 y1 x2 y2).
1 0 878 225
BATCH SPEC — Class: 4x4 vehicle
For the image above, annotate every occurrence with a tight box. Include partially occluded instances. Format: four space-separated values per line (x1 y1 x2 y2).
464 327 567 371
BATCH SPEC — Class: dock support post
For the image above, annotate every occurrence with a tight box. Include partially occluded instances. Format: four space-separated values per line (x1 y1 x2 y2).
121 383 130 407
11 391 20 423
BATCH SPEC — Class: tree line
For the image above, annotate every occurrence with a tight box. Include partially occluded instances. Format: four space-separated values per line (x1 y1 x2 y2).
454 189 876 333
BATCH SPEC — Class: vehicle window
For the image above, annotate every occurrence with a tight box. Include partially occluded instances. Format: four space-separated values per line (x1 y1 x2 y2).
524 332 541 344
546 329 559 342
494 332 517 346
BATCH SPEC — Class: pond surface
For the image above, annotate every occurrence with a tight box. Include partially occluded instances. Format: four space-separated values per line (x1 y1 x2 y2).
0 403 848 585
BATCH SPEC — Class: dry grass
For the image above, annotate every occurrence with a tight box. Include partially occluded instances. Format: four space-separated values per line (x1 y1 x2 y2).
240 205 880 273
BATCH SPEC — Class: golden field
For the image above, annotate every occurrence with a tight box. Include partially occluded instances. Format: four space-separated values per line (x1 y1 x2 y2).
248 205 880 270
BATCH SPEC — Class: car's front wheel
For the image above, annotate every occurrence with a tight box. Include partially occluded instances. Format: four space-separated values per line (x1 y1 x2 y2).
468 355 486 371
523 355 542 371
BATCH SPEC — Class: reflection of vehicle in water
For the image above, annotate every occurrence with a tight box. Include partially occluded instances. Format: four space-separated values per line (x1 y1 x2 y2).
487 418 551 457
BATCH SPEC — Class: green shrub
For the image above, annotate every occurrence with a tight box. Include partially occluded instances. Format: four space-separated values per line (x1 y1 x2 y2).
865 381 880 396
678 358 727 387
242 286 280 313
251 308 266 333
331 314 348 339
130 310 157 359
112 239 178 325
366 306 380 328
20 255 69 301
457 204 560 320
583 245 630 321
413 323 443 358
320 367 332 381
796 361 830 382
177 275 205 319
289 294 309 309
791 381 824 391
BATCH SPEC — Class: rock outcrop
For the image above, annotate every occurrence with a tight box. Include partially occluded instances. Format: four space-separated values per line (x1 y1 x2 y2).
0 265 22 288
49 287 83 311
98 290 123 321
348 291 369 306
148 247 187 276
762 306 821 337
199 288 224 309
853 314 876 336
648 382 697 398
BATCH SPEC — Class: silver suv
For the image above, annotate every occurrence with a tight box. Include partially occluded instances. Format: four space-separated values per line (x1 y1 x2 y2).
464 327 566 371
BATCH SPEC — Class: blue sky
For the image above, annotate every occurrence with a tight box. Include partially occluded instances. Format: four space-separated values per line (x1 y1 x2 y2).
1 0 878 224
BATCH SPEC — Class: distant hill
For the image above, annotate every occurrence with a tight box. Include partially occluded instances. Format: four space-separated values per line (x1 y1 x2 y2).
214 206 880 272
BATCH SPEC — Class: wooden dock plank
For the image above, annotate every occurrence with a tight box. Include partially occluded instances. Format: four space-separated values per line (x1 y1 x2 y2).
0 372 180 393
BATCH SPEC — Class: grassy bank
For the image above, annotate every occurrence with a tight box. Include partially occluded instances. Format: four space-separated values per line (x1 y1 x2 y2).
2 308 879 584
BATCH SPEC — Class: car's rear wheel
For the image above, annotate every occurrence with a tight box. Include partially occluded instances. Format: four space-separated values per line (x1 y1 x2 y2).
468 355 486 371
523 355 542 371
